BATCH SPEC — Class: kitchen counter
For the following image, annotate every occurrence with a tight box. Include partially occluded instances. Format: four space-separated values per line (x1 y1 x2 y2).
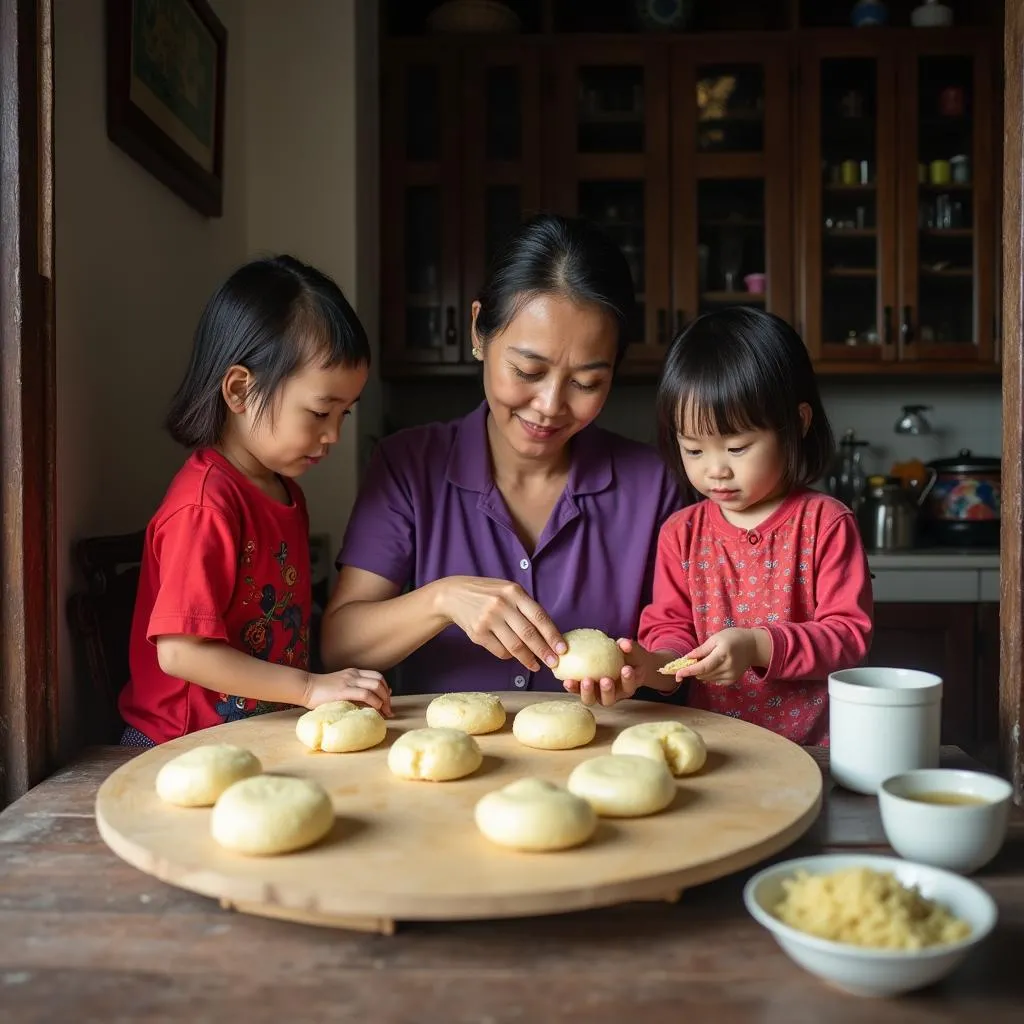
867 548 1000 570
867 548 999 602
1 746 1022 1022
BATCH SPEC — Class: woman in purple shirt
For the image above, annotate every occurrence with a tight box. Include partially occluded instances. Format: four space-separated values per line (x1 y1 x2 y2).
322 215 683 705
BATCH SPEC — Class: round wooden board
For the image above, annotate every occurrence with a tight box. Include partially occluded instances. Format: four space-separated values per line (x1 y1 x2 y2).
96 694 822 931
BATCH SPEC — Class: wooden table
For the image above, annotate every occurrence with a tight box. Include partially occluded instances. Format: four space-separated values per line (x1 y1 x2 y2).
1 746 1022 1023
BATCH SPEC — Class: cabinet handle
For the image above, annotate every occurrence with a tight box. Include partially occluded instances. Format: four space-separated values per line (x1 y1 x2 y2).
883 305 893 345
675 309 686 336
444 306 457 348
900 305 913 345
657 308 667 346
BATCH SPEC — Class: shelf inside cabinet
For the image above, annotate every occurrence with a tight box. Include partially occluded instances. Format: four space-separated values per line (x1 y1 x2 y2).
825 229 876 238
701 219 764 228
824 268 877 278
701 291 765 304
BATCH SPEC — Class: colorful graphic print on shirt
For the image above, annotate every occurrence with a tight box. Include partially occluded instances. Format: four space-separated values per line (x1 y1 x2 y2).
214 538 310 723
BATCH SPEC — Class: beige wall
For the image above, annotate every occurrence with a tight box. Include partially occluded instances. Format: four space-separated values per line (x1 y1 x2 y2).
54 0 376 752
241 0 374 555
55 0 249 750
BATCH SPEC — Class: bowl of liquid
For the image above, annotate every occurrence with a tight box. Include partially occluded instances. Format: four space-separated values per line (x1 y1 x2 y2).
879 769 1013 874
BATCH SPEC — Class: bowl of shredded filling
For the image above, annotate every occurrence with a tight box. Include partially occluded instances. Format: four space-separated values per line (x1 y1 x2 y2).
743 854 998 997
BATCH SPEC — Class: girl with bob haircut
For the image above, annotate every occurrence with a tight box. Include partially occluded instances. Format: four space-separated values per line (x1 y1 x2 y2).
619 307 873 743
119 255 391 747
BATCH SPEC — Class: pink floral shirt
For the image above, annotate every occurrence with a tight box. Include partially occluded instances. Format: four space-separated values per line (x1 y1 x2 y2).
638 490 873 744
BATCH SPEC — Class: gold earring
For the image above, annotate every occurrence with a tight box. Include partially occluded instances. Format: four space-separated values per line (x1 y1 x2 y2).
472 346 483 360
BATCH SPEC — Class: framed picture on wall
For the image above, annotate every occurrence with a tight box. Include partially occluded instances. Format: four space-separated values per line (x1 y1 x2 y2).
106 0 227 217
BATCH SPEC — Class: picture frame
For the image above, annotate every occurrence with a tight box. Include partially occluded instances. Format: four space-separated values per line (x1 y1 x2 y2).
106 0 227 217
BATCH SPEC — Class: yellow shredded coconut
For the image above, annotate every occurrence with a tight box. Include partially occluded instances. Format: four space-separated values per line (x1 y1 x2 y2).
771 867 972 950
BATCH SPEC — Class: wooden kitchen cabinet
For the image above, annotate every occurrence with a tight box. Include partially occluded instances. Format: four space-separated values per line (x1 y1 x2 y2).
546 36 793 370
798 30 997 369
379 16 999 380
380 43 462 369
380 41 542 374
866 602 999 757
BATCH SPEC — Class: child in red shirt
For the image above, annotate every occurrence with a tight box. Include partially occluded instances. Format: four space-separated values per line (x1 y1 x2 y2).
613 308 872 743
118 255 392 746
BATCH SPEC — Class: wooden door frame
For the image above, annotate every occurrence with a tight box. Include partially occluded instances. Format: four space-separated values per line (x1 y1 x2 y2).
0 0 57 807
1001 3 1024 807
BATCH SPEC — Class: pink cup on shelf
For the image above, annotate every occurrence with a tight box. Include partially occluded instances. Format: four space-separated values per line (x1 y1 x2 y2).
744 273 766 294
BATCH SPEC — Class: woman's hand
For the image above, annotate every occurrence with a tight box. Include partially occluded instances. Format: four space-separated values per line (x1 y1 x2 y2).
303 668 393 716
560 639 673 706
672 628 771 684
434 576 567 671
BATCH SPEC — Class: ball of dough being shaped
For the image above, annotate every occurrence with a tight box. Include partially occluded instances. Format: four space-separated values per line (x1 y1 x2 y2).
425 692 506 735
567 754 676 818
475 778 597 852
611 721 707 776
387 727 483 781
155 744 262 807
512 701 597 751
551 628 626 682
296 700 387 753
210 775 334 855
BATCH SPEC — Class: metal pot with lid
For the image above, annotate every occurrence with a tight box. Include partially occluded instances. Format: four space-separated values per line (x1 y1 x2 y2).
922 449 1001 547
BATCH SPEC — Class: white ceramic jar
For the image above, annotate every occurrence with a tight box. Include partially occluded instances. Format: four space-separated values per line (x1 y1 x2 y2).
828 667 942 794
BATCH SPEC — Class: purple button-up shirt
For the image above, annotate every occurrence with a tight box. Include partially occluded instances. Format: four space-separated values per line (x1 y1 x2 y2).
338 402 683 694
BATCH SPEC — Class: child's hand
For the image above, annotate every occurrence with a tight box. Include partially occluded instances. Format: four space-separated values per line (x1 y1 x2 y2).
673 628 769 684
559 638 658 707
303 668 393 716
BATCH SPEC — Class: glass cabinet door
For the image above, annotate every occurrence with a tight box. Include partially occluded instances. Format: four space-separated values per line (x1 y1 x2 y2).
547 44 671 364
462 47 542 362
381 46 461 365
798 43 898 363
898 37 995 363
673 44 792 334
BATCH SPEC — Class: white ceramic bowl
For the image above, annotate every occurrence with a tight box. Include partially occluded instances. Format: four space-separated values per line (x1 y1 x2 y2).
743 853 997 997
879 769 1013 874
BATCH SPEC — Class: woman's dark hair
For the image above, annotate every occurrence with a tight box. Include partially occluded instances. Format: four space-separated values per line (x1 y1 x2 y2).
474 214 638 366
166 254 370 448
655 307 834 496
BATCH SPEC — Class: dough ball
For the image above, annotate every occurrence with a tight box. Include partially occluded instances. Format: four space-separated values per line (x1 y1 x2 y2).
551 628 625 681
512 701 597 751
296 700 387 753
210 775 334 856
658 655 696 675
155 744 262 807
475 778 597 852
387 727 483 781
425 692 506 735
567 754 676 818
611 721 707 776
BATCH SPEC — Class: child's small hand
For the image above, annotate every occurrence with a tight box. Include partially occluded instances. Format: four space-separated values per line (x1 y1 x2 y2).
303 668 393 717
673 628 767 684
559 638 656 707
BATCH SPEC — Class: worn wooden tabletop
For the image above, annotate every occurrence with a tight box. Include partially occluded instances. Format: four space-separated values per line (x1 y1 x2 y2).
1 746 1022 1023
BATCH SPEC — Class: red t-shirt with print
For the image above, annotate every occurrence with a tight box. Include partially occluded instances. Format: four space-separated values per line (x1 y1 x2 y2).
119 449 312 744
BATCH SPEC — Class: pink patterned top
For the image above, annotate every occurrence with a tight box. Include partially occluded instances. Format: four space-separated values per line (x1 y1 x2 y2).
638 489 873 744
